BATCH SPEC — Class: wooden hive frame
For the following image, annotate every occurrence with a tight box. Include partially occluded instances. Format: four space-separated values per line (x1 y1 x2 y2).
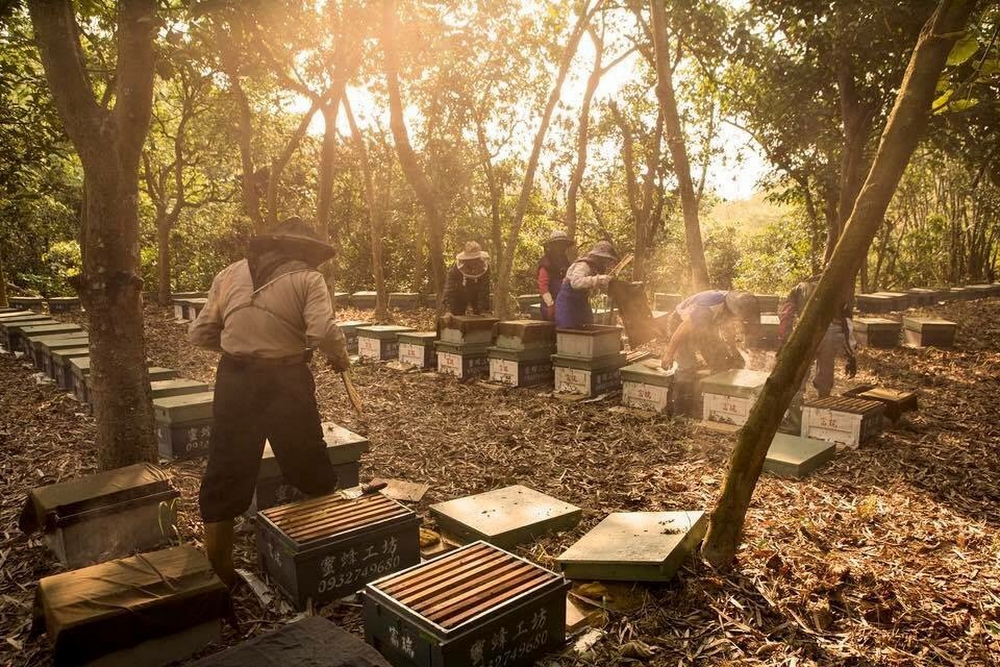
262 493 411 547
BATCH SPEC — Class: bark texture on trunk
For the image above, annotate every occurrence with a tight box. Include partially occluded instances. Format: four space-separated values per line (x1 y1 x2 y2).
0 244 10 307
565 27 604 239
475 117 505 315
29 0 159 468
344 95 389 322
383 0 447 309
649 0 710 291
701 0 978 568
494 0 597 318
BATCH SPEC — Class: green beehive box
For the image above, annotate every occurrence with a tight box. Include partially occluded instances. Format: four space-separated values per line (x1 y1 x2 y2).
30 332 88 370
3 318 56 351
153 391 214 460
906 288 939 306
854 317 901 348
557 511 707 582
621 361 675 413
435 340 491 380
332 291 349 307
487 346 553 387
494 319 555 351
764 433 837 478
700 369 769 399
439 315 500 345
338 320 372 354
350 291 378 309
903 316 957 347
551 351 627 396
357 325 415 361
47 296 81 313
39 337 89 378
397 331 438 368
430 485 581 549
388 292 420 310
16 323 83 352
854 293 893 313
555 324 622 360
51 349 90 389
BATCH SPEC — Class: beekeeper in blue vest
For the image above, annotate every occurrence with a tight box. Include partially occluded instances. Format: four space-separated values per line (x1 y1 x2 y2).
554 240 618 329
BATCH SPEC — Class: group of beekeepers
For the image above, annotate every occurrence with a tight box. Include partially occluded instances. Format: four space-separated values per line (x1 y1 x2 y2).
188 220 856 586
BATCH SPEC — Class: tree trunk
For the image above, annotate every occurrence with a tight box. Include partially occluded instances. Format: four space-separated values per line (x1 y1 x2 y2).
649 0 710 291
565 27 604 239
265 100 321 227
156 210 172 306
476 118 505 315
701 0 977 568
495 0 597 318
382 0 447 310
29 0 159 469
0 244 8 308
343 95 389 321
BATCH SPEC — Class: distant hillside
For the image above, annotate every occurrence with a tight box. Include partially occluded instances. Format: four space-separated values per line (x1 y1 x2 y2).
708 191 792 235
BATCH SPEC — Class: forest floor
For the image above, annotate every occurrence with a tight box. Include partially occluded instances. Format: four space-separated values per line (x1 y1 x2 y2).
1 299 999 666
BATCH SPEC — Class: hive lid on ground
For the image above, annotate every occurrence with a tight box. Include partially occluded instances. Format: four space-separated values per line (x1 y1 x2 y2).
700 369 769 398
621 360 675 386
765 434 837 479
189 616 390 667
903 315 957 331
429 485 582 549
259 491 415 549
33 545 230 666
802 395 884 415
367 540 566 634
556 511 707 582
18 462 175 534
153 391 214 423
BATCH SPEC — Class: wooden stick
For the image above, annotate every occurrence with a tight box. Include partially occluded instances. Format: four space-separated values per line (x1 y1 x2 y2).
342 371 363 414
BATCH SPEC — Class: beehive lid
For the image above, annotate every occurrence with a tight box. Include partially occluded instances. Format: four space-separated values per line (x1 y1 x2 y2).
368 541 564 634
764 434 837 479
487 345 553 362
903 316 956 332
495 319 555 340
19 463 176 533
19 324 83 339
389 291 419 298
550 351 628 371
802 395 884 415
357 325 415 339
0 310 46 319
555 324 622 337
4 317 56 331
434 340 491 355
429 485 581 549
51 348 89 363
147 367 178 382
172 291 208 299
185 297 208 306
557 511 707 582
153 391 214 423
700 369 769 399
260 492 414 549
261 422 370 474
621 361 675 387
37 334 90 350
47 296 80 303
352 291 378 297
338 320 372 331
150 378 211 399
439 314 500 333
70 357 91 375
33 545 229 666
398 331 438 345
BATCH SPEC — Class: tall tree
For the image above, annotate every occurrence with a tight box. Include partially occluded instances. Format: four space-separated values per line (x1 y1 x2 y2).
648 0 710 290
494 0 598 318
28 0 159 468
702 0 980 567
382 0 448 307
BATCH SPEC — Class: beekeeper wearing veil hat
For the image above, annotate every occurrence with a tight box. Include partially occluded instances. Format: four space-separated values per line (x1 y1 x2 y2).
443 241 492 316
554 239 618 329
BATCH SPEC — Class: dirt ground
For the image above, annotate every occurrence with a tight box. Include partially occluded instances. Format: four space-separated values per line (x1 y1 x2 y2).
1 299 998 666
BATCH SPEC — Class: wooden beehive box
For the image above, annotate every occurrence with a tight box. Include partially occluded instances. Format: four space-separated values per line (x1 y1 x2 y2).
364 541 569 667
389 292 421 310
252 423 370 512
338 320 372 354
488 347 553 387
51 348 89 389
19 463 179 568
32 332 88 371
435 341 491 380
351 291 379 309
557 511 707 582
906 288 939 307
551 351 627 397
854 293 893 314
32 546 229 667
11 295 45 310
872 291 910 311
398 331 439 369
621 361 675 413
494 320 555 351
358 325 416 361
801 396 884 448
153 391 214 460
17 323 83 355
844 385 918 422
82 366 177 407
429 485 581 549
256 492 420 610
903 316 957 348
3 317 56 351
555 324 622 359
854 317 901 348
47 296 81 313
701 369 769 426
439 315 500 345
149 378 211 400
